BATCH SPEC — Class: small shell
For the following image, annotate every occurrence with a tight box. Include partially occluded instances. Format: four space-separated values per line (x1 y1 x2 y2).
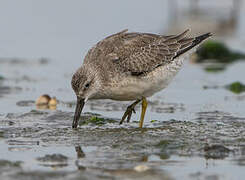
36 94 51 106
134 165 150 172
48 97 57 106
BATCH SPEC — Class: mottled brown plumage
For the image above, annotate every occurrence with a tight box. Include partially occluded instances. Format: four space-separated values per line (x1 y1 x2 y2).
83 29 194 75
71 29 212 128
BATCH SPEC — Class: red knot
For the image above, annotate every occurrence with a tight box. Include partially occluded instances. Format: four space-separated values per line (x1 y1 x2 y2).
71 29 212 128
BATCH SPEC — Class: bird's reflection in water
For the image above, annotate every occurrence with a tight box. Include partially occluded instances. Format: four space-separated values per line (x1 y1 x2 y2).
75 146 86 170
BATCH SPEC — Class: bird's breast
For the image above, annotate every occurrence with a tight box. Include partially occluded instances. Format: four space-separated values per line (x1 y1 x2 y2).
103 57 184 101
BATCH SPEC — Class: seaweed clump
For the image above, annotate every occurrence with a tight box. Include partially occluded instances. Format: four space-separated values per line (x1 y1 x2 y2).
204 64 226 73
79 116 117 126
196 40 245 63
225 81 245 94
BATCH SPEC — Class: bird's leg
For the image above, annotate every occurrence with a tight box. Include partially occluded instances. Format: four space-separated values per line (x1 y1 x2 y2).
139 97 148 128
120 99 141 124
75 146 85 158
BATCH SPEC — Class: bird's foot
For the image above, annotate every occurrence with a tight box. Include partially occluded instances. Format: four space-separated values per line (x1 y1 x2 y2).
119 99 141 125
119 105 136 124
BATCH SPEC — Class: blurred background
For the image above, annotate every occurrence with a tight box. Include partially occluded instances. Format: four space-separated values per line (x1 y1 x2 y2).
0 0 245 118
1 0 245 59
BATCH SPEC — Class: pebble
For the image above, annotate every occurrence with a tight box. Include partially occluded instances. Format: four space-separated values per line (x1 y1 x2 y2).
134 164 150 172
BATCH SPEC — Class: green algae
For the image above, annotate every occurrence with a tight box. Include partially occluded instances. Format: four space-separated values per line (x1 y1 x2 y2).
150 120 158 123
203 82 245 94
87 116 107 125
196 40 245 63
204 65 226 73
225 81 245 94
79 116 117 126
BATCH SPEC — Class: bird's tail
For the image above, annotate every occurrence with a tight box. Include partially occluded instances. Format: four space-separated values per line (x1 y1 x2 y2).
174 32 213 58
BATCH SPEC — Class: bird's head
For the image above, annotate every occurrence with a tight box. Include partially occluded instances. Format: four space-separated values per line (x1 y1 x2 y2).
71 66 99 128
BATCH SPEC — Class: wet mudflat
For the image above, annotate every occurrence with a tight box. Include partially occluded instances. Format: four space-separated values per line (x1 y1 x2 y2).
1 109 245 180
0 56 245 180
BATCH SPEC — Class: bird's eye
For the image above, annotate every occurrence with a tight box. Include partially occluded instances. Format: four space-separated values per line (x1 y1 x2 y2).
85 83 90 88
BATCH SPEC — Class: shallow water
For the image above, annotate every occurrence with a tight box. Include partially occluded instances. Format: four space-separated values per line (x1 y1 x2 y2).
1 109 245 180
1 1 245 180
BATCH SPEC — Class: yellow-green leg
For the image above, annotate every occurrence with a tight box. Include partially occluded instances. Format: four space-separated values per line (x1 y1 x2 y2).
139 97 148 128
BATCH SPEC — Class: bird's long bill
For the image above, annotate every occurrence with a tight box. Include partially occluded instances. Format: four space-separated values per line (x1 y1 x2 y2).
72 98 85 128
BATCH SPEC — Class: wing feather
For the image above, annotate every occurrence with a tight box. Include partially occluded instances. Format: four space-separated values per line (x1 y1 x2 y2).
84 29 211 76
117 29 192 75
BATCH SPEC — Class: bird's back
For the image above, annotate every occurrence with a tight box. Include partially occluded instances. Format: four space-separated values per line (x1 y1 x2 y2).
83 29 211 78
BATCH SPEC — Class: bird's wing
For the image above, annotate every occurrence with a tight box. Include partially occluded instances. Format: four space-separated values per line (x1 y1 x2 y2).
115 29 195 75
84 29 211 75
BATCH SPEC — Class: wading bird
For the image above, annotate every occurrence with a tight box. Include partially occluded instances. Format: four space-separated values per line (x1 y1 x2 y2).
71 29 212 128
